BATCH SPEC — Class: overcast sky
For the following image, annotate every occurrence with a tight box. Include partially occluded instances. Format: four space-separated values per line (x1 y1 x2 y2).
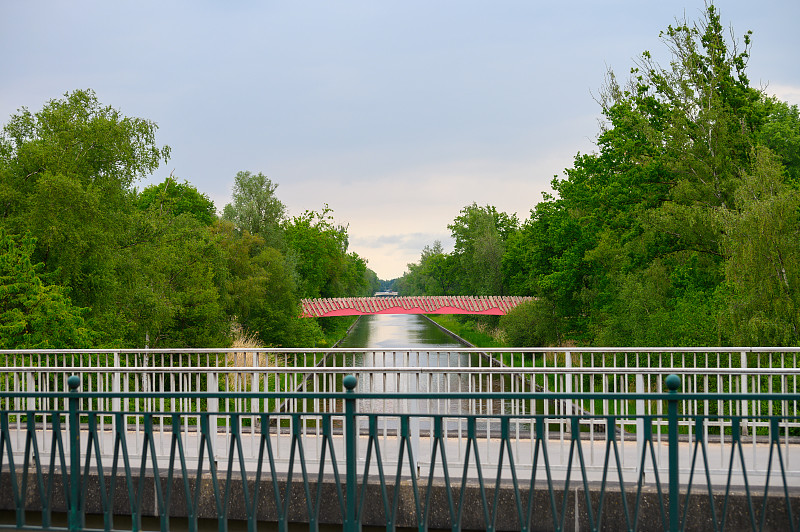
2 1 798 279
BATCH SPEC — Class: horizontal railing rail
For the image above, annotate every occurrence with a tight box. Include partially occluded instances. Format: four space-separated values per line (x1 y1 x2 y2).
0 375 798 531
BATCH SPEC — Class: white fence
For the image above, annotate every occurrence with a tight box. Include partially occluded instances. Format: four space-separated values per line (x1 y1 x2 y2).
1 348 799 486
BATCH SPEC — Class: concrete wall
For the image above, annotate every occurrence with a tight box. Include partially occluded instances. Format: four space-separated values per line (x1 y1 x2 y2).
2 471 798 531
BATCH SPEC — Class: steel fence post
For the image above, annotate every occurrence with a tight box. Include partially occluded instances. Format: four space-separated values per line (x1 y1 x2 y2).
636 373 645 479
740 350 748 436
666 374 680 532
68 375 82 532
343 374 358 532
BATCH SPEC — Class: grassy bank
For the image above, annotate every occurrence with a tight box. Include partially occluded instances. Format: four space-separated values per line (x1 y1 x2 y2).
427 315 507 348
321 316 359 346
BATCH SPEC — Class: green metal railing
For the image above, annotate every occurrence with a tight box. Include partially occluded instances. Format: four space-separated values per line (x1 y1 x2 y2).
0 374 798 532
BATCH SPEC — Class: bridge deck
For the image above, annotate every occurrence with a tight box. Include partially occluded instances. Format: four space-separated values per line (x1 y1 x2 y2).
301 295 533 317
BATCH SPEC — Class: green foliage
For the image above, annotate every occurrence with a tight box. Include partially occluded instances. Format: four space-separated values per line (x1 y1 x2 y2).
137 176 217 225
499 299 560 347
716 147 800 345
222 171 285 248
99 205 230 348
213 220 322 347
283 206 370 299
0 231 94 348
495 6 800 347
0 91 373 348
757 98 800 187
0 89 170 313
448 203 518 295
406 6 800 349
399 241 458 296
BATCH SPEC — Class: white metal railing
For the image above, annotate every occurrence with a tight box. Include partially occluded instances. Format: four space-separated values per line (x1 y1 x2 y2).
1 347 799 486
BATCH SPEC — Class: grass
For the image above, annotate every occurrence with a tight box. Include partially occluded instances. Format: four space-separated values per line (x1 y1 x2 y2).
427 314 507 348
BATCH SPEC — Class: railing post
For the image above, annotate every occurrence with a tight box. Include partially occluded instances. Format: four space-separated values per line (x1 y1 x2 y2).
740 350 748 436
564 351 573 435
665 374 680 532
67 375 82 532
343 374 358 532
112 351 121 413
636 373 645 478
208 370 219 451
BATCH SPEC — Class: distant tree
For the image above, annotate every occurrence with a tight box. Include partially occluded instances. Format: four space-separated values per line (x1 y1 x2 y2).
364 268 381 295
401 241 458 295
448 203 518 295
222 171 285 247
283 206 369 299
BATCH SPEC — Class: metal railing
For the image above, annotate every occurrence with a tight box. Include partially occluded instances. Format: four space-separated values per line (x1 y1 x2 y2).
0 374 798 531
1 348 799 478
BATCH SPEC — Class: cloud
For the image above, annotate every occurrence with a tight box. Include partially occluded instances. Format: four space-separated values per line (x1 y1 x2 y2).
765 84 800 106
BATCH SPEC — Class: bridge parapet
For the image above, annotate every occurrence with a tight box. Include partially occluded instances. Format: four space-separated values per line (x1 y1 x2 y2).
300 295 534 317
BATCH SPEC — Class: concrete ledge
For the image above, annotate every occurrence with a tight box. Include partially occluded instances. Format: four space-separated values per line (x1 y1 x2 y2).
2 471 799 531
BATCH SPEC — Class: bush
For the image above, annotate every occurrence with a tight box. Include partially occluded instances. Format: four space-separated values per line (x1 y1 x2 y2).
500 299 559 347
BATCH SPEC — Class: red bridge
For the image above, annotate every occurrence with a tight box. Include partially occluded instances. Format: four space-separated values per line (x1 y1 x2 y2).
301 296 533 318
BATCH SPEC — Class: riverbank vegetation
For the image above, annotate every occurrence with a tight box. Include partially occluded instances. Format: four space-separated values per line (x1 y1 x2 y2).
0 91 378 349
400 6 800 348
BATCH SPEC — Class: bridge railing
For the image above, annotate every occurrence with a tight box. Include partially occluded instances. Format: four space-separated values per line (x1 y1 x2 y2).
1 348 799 483
0 374 798 531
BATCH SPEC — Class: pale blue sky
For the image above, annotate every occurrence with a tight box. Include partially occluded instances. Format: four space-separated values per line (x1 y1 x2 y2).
2 1 798 278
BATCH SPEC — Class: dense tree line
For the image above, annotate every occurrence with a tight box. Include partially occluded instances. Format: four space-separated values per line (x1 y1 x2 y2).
400 6 800 347
0 90 377 349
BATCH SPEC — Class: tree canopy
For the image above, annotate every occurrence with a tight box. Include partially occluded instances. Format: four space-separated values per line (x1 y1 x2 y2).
402 5 800 348
0 90 374 349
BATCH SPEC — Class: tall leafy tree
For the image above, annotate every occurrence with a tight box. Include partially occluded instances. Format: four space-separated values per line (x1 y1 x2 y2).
448 203 517 296
0 89 170 312
506 5 799 346
283 206 370 299
222 171 285 248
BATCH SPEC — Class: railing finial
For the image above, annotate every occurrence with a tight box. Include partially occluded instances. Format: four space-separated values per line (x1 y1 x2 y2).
67 375 81 391
665 374 680 392
343 374 358 390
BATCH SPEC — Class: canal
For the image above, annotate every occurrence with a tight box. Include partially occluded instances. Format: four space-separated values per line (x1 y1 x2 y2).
335 313 467 351
328 314 521 420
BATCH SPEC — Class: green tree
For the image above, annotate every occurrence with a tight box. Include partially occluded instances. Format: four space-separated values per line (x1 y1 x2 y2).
717 147 800 345
401 241 458 295
137 175 217 226
448 203 517 295
100 205 230 348
222 171 285 247
507 6 791 346
283 206 369 299
213 220 324 347
757 98 800 187
0 89 170 313
0 231 94 348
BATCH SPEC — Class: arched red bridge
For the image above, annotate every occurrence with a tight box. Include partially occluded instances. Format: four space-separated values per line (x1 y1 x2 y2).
301 296 534 317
